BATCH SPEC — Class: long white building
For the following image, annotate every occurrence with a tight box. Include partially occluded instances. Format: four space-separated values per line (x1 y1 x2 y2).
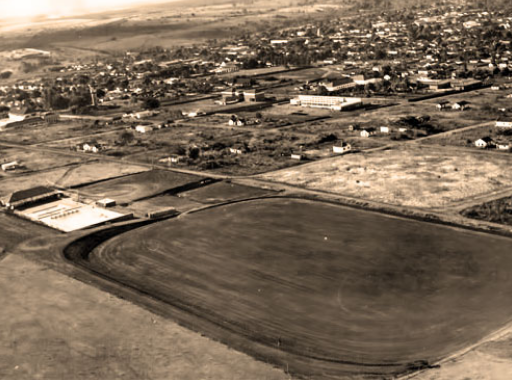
291 95 362 111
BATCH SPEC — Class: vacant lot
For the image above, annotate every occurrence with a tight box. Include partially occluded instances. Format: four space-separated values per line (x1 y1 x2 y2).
0 254 287 380
76 169 204 204
462 196 512 226
261 145 512 208
73 198 512 378
0 161 148 198
180 180 275 204
0 212 56 254
0 145 85 174
0 121 117 145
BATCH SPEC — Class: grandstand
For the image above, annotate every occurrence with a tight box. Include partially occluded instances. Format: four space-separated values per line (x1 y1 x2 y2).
3 187 131 232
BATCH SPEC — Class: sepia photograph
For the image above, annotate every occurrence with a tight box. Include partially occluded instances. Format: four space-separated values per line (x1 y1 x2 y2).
1 0 512 379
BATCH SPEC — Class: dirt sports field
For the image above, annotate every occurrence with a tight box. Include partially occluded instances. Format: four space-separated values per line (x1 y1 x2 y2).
261 145 512 208
75 169 205 204
67 198 512 379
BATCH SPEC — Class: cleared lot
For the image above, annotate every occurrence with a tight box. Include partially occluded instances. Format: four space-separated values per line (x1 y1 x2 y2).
72 198 512 379
261 145 512 208
76 169 205 204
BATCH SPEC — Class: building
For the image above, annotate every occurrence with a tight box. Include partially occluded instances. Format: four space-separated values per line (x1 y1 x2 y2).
360 128 377 138
333 142 352 154
436 101 450 110
135 125 153 133
1 161 18 171
452 101 470 111
475 137 495 148
8 107 30 122
243 89 265 102
96 198 116 208
380 126 390 134
496 120 512 128
2 186 60 209
290 95 362 111
291 153 306 160
221 88 243 104
318 77 354 92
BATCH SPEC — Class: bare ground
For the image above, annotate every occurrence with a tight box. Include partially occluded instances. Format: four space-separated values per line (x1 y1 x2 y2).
261 145 512 208
0 254 289 380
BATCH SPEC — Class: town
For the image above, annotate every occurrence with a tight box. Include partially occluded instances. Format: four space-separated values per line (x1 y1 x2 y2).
3 0 512 379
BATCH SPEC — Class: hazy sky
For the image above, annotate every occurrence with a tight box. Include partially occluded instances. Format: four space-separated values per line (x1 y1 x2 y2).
0 0 161 18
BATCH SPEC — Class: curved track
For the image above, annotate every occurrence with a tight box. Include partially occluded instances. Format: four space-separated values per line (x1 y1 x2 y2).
65 197 512 379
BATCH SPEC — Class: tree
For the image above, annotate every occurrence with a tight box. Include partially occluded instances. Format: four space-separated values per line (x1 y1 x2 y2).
96 89 106 99
144 98 160 110
120 130 135 145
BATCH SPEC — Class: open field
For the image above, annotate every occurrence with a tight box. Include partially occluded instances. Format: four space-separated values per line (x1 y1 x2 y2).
462 196 512 227
423 124 512 149
180 180 276 204
0 254 288 380
76 169 205 204
124 195 203 217
261 145 512 208
0 161 148 197
0 145 85 174
0 121 119 145
0 212 56 254
69 198 512 378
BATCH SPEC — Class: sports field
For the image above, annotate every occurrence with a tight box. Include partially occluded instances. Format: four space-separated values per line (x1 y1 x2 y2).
76 169 205 204
72 198 512 378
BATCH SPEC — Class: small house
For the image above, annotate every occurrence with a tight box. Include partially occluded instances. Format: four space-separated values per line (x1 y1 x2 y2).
135 125 153 133
333 142 352 154
360 128 377 138
475 136 495 148
380 126 390 134
496 120 512 128
436 100 450 110
1 161 18 171
452 101 470 111
291 153 306 160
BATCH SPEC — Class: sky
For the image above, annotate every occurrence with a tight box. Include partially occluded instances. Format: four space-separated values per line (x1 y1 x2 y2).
0 0 163 19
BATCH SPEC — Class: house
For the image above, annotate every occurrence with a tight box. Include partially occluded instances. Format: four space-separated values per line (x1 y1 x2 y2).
496 120 512 128
497 142 510 150
291 153 306 160
1 161 18 171
333 142 352 154
436 100 450 110
243 89 265 102
8 106 30 121
452 101 470 111
380 126 390 134
360 128 377 138
135 110 153 119
318 76 353 92
96 198 116 208
229 146 245 155
475 136 495 148
77 142 102 153
135 125 153 133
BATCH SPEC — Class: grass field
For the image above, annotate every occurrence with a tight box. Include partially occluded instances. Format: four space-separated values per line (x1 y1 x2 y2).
261 145 512 208
76 169 204 204
72 198 512 378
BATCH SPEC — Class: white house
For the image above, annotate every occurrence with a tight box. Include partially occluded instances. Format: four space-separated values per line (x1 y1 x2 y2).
333 142 352 154
360 128 377 138
1 161 18 171
291 153 306 160
475 137 495 148
452 101 470 111
380 126 390 134
496 120 512 128
135 125 153 133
